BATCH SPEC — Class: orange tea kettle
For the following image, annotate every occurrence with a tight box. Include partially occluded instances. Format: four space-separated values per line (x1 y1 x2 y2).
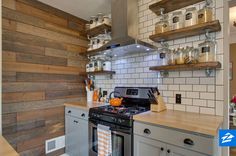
109 91 123 107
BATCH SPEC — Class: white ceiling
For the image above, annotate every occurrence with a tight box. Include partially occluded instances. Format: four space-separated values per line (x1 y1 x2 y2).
38 0 111 20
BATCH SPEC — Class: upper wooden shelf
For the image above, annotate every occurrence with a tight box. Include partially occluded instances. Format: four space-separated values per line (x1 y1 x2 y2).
149 62 221 71
86 24 111 37
87 71 116 75
149 0 204 15
149 20 221 42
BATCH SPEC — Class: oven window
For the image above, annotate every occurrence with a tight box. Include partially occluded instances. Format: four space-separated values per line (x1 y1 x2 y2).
92 127 124 156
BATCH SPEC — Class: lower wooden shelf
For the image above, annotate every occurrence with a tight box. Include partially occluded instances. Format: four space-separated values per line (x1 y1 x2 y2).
149 62 221 71
86 71 116 75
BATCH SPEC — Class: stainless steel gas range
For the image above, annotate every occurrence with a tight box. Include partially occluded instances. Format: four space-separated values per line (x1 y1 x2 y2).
89 87 153 156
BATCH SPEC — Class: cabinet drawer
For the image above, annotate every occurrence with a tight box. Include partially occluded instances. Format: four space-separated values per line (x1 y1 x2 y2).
134 121 215 155
65 107 88 120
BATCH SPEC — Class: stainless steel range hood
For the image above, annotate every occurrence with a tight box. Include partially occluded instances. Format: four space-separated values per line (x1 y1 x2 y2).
86 0 156 57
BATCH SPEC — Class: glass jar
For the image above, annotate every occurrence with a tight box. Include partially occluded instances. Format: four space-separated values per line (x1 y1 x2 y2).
103 15 111 25
167 49 176 65
176 47 185 64
198 5 213 24
155 14 170 34
158 45 170 66
184 7 197 27
172 11 184 30
97 13 104 26
198 37 216 62
184 47 199 64
94 59 103 71
90 16 97 29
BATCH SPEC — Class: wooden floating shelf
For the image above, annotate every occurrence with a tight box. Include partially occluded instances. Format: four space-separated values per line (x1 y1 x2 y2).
86 24 111 37
149 20 221 42
149 0 204 15
87 71 116 75
149 62 221 71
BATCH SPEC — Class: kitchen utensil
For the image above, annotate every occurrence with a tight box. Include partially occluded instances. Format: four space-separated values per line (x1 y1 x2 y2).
103 61 112 71
109 91 123 107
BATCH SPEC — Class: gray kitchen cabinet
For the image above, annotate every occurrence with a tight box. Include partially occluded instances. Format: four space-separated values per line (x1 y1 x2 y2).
65 107 89 156
134 135 166 156
134 121 218 156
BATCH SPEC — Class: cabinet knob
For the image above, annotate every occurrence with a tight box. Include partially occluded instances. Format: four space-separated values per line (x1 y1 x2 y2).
161 147 164 151
81 113 85 117
143 128 151 135
68 110 71 113
167 149 171 153
184 138 194 146
74 120 78 124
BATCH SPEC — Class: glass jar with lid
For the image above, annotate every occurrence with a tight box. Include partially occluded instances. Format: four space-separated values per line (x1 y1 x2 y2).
97 13 104 26
184 7 197 27
167 48 176 65
158 42 169 66
198 33 216 62
198 0 213 24
172 11 184 30
176 47 185 65
90 16 97 29
184 47 199 64
155 8 170 34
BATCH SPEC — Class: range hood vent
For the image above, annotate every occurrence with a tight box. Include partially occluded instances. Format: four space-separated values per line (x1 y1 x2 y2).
86 0 156 57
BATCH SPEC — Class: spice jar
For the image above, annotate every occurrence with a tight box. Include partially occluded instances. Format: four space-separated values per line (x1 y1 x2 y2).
198 5 213 24
90 16 97 29
94 59 103 71
184 47 199 64
97 13 104 26
198 37 216 62
184 7 197 27
155 9 170 34
158 43 169 66
167 49 176 65
172 11 184 30
176 48 185 64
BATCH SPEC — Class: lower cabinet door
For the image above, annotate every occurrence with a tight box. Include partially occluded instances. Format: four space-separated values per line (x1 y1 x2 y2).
134 135 166 156
166 144 207 156
66 115 88 156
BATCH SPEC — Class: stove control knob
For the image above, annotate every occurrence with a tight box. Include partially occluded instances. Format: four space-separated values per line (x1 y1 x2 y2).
118 119 124 123
111 117 116 122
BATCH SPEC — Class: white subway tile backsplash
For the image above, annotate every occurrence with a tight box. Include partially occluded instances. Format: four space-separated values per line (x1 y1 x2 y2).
193 99 207 107
200 92 215 100
180 71 193 77
216 85 224 100
174 105 186 111
200 107 215 115
163 78 174 84
174 78 186 84
168 85 180 91
186 106 200 113
186 92 200 99
186 78 199 84
163 91 174 97
216 101 224 116
180 85 192 91
182 98 193 105
200 78 215 85
193 85 207 92
207 100 215 108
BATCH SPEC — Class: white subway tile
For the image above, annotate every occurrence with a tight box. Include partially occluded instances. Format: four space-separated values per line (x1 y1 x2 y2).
163 78 174 84
136 79 143 84
186 92 200 99
158 85 168 90
180 85 192 91
136 68 144 73
216 100 224 116
193 99 207 107
168 85 179 91
168 97 175 104
166 104 174 110
193 85 207 92
207 100 215 108
200 78 215 85
168 71 179 77
174 105 186 111
182 98 193 105
200 107 215 115
163 91 174 97
207 85 215 92
174 78 186 84
179 71 193 77
186 106 200 113
216 85 224 100
186 78 200 84
200 92 215 100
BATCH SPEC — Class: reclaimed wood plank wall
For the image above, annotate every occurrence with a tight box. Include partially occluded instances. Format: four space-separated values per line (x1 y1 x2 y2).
2 0 88 155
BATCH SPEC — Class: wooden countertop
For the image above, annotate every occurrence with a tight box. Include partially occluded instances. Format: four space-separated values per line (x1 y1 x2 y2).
0 136 18 156
133 110 223 136
64 101 108 110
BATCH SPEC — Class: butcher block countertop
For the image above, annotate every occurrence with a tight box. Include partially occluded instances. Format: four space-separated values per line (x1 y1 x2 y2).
64 101 108 110
133 110 223 136
0 136 18 156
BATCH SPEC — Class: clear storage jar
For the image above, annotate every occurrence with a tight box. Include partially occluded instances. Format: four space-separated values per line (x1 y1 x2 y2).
158 45 170 66
198 5 213 24
155 14 170 34
184 7 197 27
167 49 176 65
176 48 185 65
172 11 184 30
198 38 216 62
184 47 199 64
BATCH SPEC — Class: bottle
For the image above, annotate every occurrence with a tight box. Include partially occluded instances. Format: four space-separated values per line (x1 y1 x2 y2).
98 88 102 102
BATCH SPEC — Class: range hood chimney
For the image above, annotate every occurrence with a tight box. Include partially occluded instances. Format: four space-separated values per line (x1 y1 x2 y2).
86 0 156 57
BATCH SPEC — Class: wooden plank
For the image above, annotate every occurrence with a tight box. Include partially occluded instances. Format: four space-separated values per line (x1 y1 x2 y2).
2 113 17 127
68 59 87 68
2 82 84 93
149 0 204 15
16 72 84 83
2 51 16 62
2 0 16 10
17 106 64 122
3 30 87 53
46 148 65 156
45 89 85 100
17 120 45 132
16 1 67 27
2 92 45 104
2 98 83 113
87 24 112 37
16 53 68 66
16 21 88 47
45 47 68 58
2 72 16 82
68 20 86 33
2 40 45 56
3 62 84 75
149 20 221 42
87 71 116 75
149 62 222 71
2 18 17 31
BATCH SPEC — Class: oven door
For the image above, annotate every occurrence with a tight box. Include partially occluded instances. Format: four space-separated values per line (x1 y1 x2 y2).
89 119 132 156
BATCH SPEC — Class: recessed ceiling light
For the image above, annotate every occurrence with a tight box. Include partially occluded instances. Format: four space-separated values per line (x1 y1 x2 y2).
146 48 150 51
136 45 140 48
114 54 117 57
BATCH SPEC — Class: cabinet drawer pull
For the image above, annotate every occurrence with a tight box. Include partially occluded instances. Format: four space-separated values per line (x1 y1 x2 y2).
167 149 170 153
184 138 194 146
68 110 71 113
160 147 164 151
81 113 85 117
143 128 151 135
74 120 78 124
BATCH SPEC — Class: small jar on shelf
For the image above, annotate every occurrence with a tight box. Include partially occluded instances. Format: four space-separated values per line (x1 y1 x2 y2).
184 7 197 27
155 8 170 34
175 47 185 65
198 32 216 62
171 11 184 30
158 42 170 66
167 48 176 65
184 47 199 64
198 0 213 24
